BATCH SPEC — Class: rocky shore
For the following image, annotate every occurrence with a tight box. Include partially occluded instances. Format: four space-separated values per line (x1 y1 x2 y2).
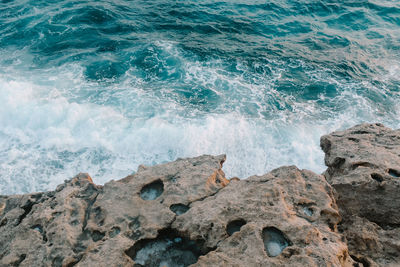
0 123 399 267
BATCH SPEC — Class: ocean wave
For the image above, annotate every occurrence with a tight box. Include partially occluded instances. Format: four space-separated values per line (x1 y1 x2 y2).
0 0 399 194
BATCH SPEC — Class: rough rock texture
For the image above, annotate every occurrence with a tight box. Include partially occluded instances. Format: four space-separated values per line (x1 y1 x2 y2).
321 123 400 267
0 155 229 267
173 166 353 267
0 155 353 267
0 123 399 267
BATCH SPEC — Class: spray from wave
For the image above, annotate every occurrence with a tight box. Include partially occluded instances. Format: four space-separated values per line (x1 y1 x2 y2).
1 0 399 194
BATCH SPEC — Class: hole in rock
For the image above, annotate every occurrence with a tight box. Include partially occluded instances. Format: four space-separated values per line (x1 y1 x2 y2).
226 219 246 236
350 254 371 267
298 203 315 218
17 199 34 225
351 130 370 135
388 169 400 178
0 218 8 227
13 254 26 266
351 162 375 170
93 206 105 226
140 180 164 200
166 174 178 182
91 230 105 242
125 229 209 267
70 220 79 226
303 207 313 216
371 173 383 183
170 204 190 215
127 217 142 240
328 222 335 231
262 227 292 257
348 137 359 143
109 226 121 238
332 157 345 168
31 224 47 241
32 225 43 234
129 217 141 230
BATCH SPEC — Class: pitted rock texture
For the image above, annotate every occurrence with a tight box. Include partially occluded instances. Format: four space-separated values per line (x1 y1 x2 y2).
0 154 353 267
173 166 353 267
0 123 399 267
321 123 400 266
0 155 228 267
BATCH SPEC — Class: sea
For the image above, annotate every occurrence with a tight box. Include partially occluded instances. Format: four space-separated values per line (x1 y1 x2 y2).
0 0 399 194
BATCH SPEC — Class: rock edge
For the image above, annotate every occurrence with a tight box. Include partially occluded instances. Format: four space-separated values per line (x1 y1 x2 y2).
0 123 399 267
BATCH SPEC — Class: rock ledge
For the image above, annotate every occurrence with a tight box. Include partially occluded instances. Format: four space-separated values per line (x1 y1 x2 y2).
1 123 399 267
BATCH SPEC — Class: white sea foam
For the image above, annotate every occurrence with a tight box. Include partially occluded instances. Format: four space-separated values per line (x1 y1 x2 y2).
0 44 399 195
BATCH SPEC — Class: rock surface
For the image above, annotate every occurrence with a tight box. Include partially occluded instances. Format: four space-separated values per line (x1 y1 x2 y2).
0 123 399 267
321 123 400 267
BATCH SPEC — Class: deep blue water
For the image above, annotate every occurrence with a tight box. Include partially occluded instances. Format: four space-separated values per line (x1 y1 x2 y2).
1 0 399 194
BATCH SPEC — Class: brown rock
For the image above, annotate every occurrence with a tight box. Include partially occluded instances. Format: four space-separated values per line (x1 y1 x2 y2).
0 153 354 266
4 122 400 267
321 123 400 266
0 155 228 267
174 166 353 267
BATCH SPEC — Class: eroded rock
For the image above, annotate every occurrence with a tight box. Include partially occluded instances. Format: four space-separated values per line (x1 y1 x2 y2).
0 155 228 267
126 229 206 267
2 123 399 267
140 180 164 200
170 204 190 215
226 219 246 236
173 166 353 266
321 123 400 266
0 154 353 267
262 227 291 257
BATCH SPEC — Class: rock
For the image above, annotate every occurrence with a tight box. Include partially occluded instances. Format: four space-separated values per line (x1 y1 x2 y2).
1 123 399 267
0 155 229 267
0 173 100 267
173 166 353 266
321 123 400 266
0 154 354 267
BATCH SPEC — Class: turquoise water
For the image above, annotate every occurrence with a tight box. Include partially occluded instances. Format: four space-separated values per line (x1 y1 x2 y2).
1 0 399 194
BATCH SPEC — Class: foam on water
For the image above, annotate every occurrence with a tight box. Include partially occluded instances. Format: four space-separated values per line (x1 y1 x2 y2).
1 61 398 194
1 0 400 194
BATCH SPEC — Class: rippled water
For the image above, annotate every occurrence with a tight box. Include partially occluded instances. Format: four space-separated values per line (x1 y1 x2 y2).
1 0 399 194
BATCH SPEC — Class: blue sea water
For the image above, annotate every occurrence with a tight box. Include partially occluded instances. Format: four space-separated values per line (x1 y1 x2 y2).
0 0 399 194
